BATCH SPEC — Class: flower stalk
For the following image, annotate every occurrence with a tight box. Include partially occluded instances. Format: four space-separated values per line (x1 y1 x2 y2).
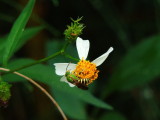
2 51 62 75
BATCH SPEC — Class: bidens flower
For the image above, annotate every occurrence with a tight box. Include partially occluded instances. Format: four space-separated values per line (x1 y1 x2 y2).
54 37 113 89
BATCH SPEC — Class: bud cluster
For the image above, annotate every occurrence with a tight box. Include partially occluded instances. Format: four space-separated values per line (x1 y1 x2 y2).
64 17 85 42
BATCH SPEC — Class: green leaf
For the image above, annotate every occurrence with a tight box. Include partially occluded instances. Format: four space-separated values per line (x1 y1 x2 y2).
15 26 43 52
3 0 35 65
3 59 113 111
51 88 87 120
99 112 127 120
105 35 160 96
0 26 43 64
0 36 7 64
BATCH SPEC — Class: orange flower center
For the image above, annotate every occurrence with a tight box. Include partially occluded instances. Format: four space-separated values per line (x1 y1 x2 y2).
72 59 99 85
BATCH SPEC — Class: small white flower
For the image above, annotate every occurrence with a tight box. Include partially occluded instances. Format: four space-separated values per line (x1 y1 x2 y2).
54 37 113 87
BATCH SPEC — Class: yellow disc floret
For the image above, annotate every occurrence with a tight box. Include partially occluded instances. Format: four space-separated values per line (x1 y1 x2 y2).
72 59 99 85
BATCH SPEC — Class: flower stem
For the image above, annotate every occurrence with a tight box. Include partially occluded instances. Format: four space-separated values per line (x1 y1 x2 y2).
64 53 79 62
2 39 73 75
2 51 62 75
0 67 68 120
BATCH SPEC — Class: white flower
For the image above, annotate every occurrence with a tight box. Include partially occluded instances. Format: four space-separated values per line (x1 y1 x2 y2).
54 37 114 87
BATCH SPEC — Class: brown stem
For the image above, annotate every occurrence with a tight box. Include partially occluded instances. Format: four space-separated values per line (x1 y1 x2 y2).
0 67 67 120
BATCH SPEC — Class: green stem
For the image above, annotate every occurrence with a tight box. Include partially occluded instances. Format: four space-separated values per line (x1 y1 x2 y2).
64 53 79 62
3 51 62 75
61 41 70 51
2 39 74 75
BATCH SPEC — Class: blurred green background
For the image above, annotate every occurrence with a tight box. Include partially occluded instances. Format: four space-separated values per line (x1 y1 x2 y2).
0 0 160 120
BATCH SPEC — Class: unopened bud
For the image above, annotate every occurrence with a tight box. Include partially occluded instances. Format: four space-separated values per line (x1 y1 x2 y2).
64 17 85 42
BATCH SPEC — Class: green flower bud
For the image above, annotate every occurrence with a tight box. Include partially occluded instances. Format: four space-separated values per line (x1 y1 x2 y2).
0 81 11 107
64 17 85 42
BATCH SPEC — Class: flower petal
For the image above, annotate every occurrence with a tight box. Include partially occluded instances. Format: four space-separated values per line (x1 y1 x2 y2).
76 37 90 60
92 47 114 66
60 76 75 87
54 63 76 75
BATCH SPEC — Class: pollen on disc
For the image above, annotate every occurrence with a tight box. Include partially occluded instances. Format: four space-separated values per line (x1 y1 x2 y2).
72 59 99 84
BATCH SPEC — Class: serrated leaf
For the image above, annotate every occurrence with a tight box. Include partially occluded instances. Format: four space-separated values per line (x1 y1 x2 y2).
105 35 160 96
3 0 35 65
3 59 113 110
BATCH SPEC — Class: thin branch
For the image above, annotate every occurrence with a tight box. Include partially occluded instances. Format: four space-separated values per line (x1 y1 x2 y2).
64 53 79 62
2 51 62 75
0 67 67 120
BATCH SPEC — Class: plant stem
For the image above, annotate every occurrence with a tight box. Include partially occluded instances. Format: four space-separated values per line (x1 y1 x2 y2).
64 53 79 62
0 67 68 120
2 39 77 75
2 38 78 76
2 51 62 75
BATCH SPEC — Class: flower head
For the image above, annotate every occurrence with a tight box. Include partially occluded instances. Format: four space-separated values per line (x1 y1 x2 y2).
54 37 113 89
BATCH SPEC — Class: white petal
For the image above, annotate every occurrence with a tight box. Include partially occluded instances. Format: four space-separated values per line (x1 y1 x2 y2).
60 76 67 82
68 82 75 87
92 47 114 66
60 76 75 87
76 37 90 60
54 63 76 75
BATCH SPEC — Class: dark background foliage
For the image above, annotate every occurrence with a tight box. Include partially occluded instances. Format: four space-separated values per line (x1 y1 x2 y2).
0 0 160 120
